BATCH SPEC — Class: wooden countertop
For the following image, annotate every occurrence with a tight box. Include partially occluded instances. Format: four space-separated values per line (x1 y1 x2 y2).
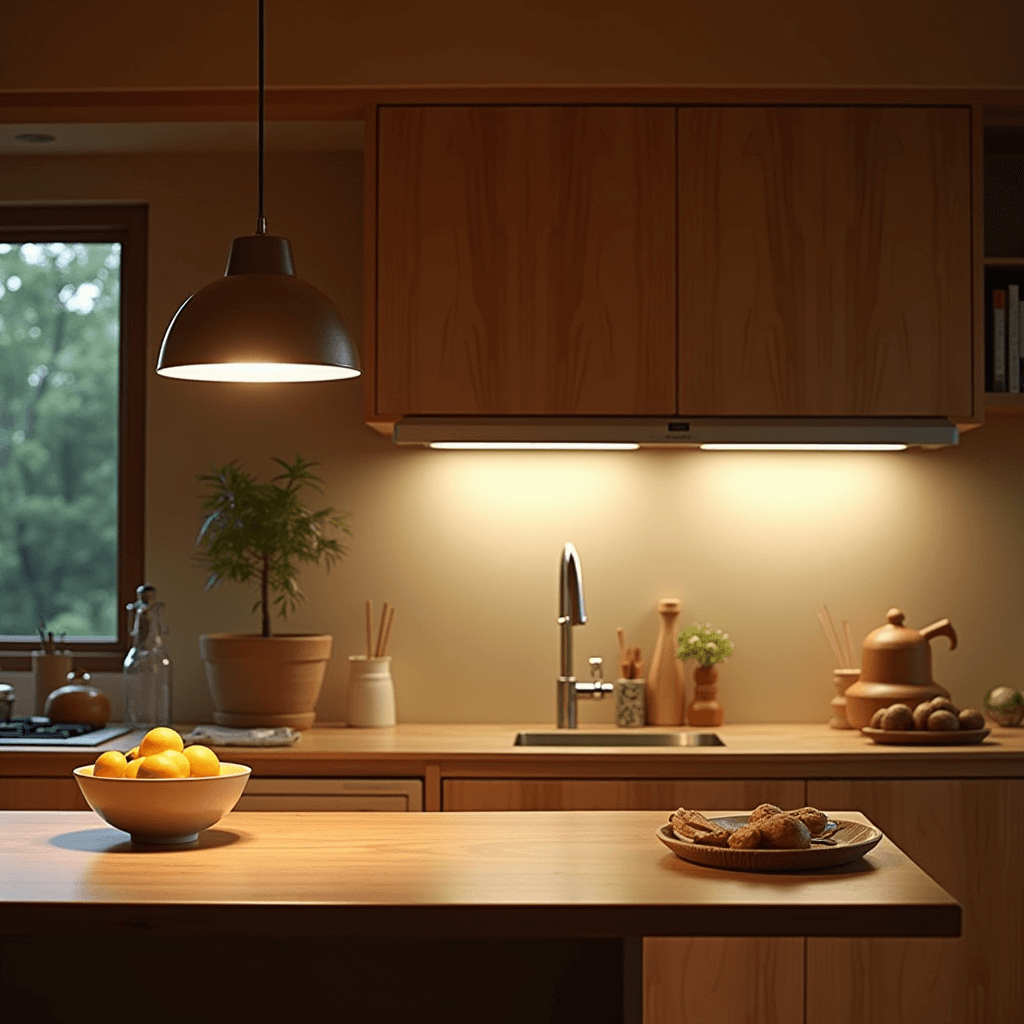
2 722 1022 779
0 809 959 940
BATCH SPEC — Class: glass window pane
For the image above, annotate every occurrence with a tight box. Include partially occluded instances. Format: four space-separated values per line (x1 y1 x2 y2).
0 240 121 641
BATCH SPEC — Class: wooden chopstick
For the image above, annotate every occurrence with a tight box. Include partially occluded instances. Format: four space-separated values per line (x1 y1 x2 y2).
377 606 396 658
843 620 855 668
365 599 373 659
817 605 846 668
374 601 391 658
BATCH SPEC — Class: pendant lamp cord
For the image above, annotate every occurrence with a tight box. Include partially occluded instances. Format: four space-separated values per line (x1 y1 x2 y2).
256 0 266 235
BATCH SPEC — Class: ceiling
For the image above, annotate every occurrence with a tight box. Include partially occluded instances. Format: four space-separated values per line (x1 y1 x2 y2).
0 120 364 155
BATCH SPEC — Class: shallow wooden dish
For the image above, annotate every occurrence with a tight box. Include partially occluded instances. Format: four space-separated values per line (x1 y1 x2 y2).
656 816 882 873
861 727 990 746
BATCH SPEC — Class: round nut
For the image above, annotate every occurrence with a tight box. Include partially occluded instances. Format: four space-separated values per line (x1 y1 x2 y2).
928 697 958 716
757 815 812 850
927 708 960 731
749 803 783 824
870 707 886 729
912 701 933 731
881 704 915 731
958 708 985 731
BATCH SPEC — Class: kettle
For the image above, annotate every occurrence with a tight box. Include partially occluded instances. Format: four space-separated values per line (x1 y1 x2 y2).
844 608 957 728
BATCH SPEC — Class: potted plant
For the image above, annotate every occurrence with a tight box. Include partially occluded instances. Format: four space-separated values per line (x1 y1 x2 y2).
195 455 350 729
677 622 734 727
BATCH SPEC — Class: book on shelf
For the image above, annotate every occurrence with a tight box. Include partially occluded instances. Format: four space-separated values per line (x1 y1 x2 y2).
1010 285 1021 394
992 289 1007 392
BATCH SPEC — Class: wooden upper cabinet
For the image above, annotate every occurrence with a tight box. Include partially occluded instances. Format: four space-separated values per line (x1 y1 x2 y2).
677 106 974 418
375 105 677 417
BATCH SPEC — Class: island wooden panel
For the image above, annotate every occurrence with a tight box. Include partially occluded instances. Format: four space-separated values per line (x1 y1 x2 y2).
677 105 973 418
443 777 807 1024
0 776 88 810
375 105 677 417
806 778 1023 1024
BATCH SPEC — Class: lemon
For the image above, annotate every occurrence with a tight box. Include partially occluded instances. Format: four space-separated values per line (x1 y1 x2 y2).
93 750 128 778
138 727 184 758
123 757 146 778
137 751 187 778
183 744 220 778
126 745 140 761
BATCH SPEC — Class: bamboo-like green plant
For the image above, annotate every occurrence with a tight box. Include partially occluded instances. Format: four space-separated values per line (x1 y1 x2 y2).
677 622 735 668
195 455 350 638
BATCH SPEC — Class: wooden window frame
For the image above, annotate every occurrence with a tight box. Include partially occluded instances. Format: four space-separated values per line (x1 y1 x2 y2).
0 203 146 671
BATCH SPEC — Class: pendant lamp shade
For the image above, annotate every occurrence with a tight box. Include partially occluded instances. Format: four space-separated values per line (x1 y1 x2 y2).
156 235 360 382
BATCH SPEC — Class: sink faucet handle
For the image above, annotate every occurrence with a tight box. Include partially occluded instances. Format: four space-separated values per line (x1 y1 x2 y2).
589 657 604 680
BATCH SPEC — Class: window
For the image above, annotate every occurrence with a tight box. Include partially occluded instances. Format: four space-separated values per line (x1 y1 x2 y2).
0 205 146 669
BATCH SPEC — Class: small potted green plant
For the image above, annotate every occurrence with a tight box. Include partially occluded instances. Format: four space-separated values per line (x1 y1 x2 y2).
677 622 734 727
195 455 350 730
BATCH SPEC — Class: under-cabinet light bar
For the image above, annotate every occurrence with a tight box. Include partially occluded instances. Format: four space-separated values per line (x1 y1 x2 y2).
700 443 907 452
393 417 957 449
429 442 639 450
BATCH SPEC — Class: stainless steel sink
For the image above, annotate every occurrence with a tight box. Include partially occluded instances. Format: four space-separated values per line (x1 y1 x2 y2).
513 731 724 747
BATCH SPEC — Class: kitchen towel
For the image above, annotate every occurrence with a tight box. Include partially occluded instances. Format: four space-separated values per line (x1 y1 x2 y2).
182 725 300 747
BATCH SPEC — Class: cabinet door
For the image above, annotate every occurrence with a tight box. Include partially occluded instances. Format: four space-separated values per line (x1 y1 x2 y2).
0 778 89 810
806 778 1024 1024
444 777 805 1024
376 105 677 417
678 106 973 418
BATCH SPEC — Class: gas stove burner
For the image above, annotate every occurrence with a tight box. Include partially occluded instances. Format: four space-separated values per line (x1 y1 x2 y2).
0 716 132 746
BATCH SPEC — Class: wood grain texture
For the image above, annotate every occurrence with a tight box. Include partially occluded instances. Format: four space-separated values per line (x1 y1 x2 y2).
376 105 677 416
0 777 89 810
678 106 973 417
441 777 808 1024
0 809 956 941
806 778 1023 1024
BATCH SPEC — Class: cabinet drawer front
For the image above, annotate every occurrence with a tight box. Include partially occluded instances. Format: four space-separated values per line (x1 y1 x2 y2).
377 105 677 417
678 106 973 418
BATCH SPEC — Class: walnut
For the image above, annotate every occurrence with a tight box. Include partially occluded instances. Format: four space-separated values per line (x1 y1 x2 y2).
786 807 830 835
912 701 933 730
749 803 783 824
692 830 731 847
927 708 960 731
870 707 886 729
727 825 762 849
958 708 985 731
928 697 958 716
881 704 915 731
757 815 812 849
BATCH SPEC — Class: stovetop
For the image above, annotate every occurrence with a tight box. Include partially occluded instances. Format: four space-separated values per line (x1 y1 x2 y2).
0 716 132 746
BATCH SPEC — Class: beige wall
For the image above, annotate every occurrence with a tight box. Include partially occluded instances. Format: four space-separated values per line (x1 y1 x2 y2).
1 147 1022 727
1 0 1023 726
2 0 1024 91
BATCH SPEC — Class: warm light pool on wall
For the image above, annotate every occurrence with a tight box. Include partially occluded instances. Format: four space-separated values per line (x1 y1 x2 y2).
155 0 359 384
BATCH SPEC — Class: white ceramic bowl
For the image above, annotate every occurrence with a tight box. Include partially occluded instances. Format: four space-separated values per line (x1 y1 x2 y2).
73 762 252 844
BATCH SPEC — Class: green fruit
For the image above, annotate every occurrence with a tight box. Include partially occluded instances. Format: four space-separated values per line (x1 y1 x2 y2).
983 686 1024 727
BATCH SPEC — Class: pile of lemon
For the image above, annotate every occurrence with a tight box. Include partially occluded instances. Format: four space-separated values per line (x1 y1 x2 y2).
93 727 222 779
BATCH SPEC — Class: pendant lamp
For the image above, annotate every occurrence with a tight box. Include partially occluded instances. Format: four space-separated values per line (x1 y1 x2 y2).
156 0 360 383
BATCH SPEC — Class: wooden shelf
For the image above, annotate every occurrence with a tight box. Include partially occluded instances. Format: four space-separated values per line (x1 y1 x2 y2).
984 257 1024 267
985 392 1024 414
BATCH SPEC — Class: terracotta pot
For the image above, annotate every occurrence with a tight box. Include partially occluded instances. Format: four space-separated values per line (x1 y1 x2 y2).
199 633 334 730
687 664 723 727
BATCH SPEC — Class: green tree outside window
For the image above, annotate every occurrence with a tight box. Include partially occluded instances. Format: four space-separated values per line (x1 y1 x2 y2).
0 241 120 639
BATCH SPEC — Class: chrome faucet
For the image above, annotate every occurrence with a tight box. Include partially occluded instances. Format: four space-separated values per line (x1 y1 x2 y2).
556 542 613 728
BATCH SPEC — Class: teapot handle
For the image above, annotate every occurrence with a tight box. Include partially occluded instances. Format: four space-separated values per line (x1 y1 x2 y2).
920 618 957 651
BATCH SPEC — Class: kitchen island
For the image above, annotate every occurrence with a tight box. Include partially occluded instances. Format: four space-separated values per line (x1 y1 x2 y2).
0 809 958 1024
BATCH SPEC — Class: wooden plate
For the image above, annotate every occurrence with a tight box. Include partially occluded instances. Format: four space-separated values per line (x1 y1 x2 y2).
861 727 990 746
656 816 883 873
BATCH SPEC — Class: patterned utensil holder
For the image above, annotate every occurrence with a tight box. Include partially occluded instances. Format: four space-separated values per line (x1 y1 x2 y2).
615 678 646 727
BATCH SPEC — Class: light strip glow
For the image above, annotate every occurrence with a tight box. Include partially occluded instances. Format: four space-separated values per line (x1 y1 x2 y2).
157 362 361 382
429 442 640 451
699 443 907 452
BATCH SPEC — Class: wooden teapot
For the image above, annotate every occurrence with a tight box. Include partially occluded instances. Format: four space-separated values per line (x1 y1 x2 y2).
844 608 957 728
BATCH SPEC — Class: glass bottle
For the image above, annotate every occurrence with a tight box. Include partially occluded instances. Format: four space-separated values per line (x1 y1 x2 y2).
123 584 173 728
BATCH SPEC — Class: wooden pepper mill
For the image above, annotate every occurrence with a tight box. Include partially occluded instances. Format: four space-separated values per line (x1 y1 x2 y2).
645 598 685 725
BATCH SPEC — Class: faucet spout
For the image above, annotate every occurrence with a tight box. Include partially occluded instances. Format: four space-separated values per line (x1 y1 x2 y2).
556 543 611 728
